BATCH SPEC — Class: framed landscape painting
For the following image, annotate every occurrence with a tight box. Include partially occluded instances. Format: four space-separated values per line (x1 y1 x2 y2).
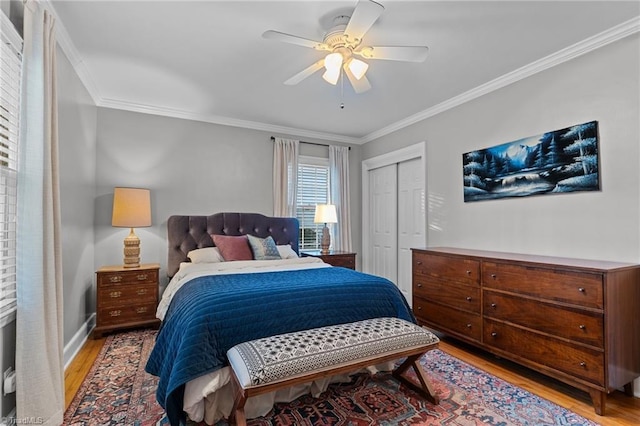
463 121 600 202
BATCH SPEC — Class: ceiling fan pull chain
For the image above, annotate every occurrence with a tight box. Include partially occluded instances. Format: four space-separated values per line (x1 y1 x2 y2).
340 70 345 109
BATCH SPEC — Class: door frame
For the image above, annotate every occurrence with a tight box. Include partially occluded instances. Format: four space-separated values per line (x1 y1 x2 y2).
361 141 427 274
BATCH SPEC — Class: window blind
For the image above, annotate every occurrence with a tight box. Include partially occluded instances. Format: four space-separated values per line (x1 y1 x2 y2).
296 160 329 250
0 18 22 325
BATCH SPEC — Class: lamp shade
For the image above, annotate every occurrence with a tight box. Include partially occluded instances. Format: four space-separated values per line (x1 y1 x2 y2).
112 187 152 228
314 204 337 224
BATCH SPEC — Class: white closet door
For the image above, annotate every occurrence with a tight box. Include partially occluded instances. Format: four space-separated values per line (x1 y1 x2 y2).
369 164 398 284
397 158 426 305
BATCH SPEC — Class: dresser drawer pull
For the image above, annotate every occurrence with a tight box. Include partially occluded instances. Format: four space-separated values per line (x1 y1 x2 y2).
466 270 472 275
109 276 123 283
136 307 148 314
416 260 422 265
417 283 422 288
466 323 472 328
491 274 497 279
109 310 121 317
579 324 586 330
137 274 148 281
580 362 587 368
109 291 122 298
491 332 498 337
466 296 472 301
578 287 585 293
417 306 422 310
490 303 497 308
136 289 148 295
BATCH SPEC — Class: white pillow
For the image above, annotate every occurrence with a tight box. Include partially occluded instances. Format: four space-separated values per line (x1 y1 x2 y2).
187 247 224 263
277 244 299 259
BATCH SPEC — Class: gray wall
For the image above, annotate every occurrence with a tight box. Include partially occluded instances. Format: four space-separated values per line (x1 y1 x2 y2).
94 108 362 288
362 34 640 264
58 46 98 354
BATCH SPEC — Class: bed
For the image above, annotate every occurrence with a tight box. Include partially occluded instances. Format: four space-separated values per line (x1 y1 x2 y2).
145 212 415 426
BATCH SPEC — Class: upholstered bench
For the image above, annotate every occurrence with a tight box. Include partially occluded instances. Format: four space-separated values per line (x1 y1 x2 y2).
226 317 440 425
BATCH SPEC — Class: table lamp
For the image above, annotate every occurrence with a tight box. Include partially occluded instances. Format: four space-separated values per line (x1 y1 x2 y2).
314 204 337 254
112 187 151 268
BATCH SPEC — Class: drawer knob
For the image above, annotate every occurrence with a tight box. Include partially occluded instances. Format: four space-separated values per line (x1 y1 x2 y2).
466 323 472 328
578 287 585 293
491 332 498 337
580 362 587 368
466 270 472 275
417 261 422 265
109 291 122 298
490 303 497 308
466 296 472 301
137 274 148 281
579 324 586 330
109 276 123 283
136 307 148 314
137 288 148 295
491 274 497 279
109 310 121 317
417 283 422 288
417 306 422 310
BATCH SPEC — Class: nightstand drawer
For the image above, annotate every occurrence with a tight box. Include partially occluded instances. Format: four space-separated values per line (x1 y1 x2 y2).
98 269 158 286
98 284 158 308
97 302 157 327
300 250 356 270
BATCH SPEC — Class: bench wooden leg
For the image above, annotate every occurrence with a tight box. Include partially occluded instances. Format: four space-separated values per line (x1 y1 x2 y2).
393 353 440 405
229 372 248 426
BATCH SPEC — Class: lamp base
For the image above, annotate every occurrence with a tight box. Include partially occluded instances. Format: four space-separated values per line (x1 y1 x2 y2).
320 224 331 255
123 228 141 268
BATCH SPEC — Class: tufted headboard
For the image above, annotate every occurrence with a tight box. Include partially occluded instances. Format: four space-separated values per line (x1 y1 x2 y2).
167 212 300 278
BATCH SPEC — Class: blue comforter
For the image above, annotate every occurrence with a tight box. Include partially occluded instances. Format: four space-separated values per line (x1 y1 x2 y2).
145 266 414 425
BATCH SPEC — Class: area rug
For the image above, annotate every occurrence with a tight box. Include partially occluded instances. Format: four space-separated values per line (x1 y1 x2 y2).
64 329 599 426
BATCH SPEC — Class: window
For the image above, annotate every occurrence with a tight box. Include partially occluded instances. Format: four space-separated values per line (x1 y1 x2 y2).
296 156 329 250
0 15 22 326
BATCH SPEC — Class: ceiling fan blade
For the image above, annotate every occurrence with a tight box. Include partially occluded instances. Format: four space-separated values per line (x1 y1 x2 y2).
284 60 325 85
262 30 328 50
344 64 371 94
356 46 429 62
344 0 384 43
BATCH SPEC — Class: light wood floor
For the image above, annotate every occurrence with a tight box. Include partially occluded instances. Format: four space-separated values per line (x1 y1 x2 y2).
65 333 640 425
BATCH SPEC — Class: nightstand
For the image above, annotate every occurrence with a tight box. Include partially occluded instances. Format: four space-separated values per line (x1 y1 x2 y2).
300 250 356 269
93 263 161 338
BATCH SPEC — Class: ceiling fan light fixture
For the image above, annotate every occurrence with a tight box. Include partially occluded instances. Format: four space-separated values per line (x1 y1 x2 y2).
324 52 344 71
322 67 341 85
348 58 369 80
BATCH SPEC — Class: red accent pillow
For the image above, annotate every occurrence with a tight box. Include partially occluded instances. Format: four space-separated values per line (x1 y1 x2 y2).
211 234 253 261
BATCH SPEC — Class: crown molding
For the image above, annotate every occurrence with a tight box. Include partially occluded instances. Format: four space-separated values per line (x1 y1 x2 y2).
45 0 102 104
99 98 361 144
360 16 640 144
47 1 639 146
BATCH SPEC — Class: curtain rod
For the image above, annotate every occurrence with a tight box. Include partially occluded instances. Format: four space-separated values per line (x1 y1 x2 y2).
270 136 350 150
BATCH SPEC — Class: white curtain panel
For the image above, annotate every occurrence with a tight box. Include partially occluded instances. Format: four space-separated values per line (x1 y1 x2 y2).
16 2 64 424
273 138 299 217
329 146 353 251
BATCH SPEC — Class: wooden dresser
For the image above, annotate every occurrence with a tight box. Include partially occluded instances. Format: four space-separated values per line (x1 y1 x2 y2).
300 250 356 269
412 247 640 415
93 263 161 338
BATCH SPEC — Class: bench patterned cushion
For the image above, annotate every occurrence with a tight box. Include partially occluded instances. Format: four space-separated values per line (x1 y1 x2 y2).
227 317 439 388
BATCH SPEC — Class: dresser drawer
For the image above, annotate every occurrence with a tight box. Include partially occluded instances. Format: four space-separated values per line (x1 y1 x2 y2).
414 277 480 313
414 297 481 341
97 302 157 327
98 283 158 308
482 262 603 309
413 252 480 286
98 269 159 287
483 291 603 348
484 319 604 385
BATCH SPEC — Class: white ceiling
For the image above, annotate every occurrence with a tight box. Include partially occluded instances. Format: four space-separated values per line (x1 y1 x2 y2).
49 1 640 143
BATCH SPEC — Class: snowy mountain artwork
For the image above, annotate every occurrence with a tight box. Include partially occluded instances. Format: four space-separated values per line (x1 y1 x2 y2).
463 121 600 202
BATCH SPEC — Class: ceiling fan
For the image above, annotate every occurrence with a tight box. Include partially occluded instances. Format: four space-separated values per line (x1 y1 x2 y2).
263 0 429 94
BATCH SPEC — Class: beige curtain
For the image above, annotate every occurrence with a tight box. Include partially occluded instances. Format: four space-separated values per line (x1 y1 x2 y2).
273 138 299 217
16 1 64 424
329 146 352 251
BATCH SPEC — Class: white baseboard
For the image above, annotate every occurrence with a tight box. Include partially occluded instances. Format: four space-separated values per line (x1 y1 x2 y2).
63 313 96 370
